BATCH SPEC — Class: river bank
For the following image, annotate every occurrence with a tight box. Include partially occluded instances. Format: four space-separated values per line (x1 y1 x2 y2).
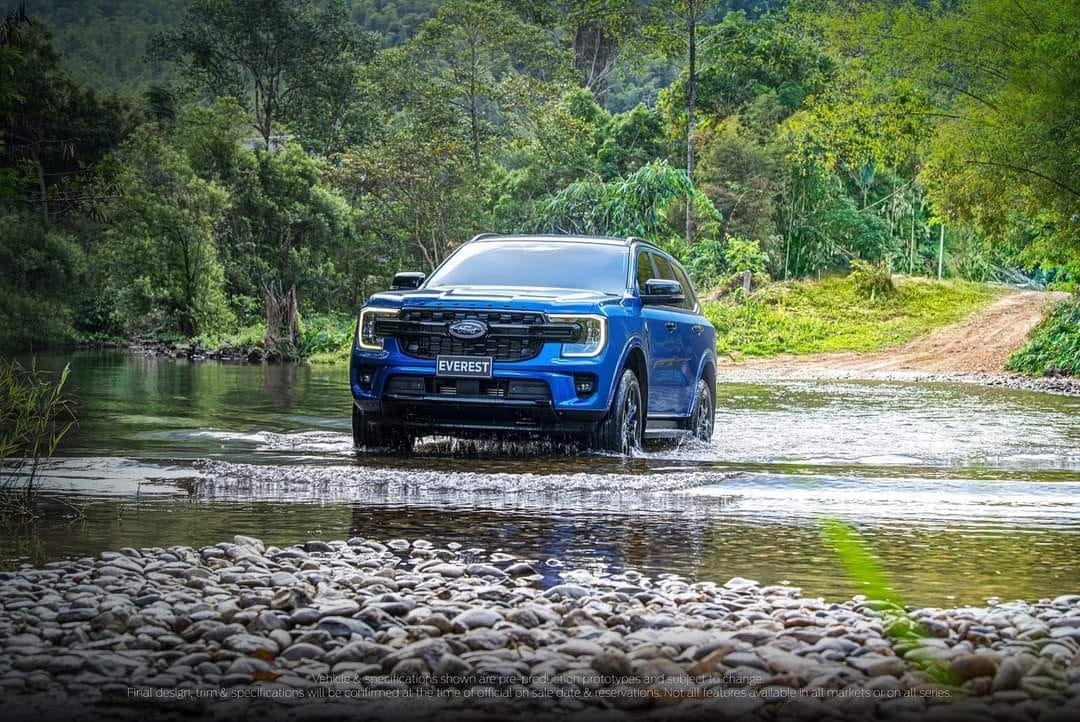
717 290 1080 396
1 534 1078 721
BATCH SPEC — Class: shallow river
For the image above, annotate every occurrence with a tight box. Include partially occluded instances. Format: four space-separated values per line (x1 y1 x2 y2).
4 352 1079 607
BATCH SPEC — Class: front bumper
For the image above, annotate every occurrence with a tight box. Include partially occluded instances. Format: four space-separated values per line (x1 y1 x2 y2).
351 339 616 436
353 394 605 436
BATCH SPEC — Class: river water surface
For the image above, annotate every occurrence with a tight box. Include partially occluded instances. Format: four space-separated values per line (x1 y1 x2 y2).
4 352 1079 607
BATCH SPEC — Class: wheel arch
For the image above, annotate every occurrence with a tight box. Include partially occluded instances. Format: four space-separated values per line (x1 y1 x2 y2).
617 338 648 416
620 343 649 419
690 351 716 419
697 352 716 390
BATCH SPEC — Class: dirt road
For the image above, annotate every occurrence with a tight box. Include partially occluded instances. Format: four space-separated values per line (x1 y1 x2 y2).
717 290 1071 383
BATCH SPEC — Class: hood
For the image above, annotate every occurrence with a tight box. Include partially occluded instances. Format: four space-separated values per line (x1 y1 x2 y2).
367 285 620 312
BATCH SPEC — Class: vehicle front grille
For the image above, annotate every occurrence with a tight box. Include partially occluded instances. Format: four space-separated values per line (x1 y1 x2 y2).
376 308 576 362
385 376 550 401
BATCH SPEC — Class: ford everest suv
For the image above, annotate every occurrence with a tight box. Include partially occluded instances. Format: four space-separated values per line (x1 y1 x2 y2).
351 234 716 454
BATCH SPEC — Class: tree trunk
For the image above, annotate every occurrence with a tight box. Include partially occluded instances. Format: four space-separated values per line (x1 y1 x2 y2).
685 4 697 246
937 224 945 280
31 147 48 225
264 282 299 359
573 23 617 103
909 203 915 274
469 46 481 172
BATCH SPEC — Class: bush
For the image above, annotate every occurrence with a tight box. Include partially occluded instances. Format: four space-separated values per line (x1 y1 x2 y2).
1006 297 1080 376
683 235 770 289
848 259 895 300
682 237 726 287
298 313 355 358
0 359 75 511
723 236 770 275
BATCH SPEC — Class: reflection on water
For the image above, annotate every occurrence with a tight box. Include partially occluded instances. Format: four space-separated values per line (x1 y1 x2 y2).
4 351 1079 607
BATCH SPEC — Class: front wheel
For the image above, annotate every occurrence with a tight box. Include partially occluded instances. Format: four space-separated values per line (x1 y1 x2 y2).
352 406 414 453
592 368 643 455
688 377 715 443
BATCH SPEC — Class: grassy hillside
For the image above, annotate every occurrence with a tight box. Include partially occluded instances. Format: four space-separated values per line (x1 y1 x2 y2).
704 276 1001 359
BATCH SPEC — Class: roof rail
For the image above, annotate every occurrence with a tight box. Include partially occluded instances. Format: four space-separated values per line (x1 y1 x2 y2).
469 232 501 242
626 236 644 245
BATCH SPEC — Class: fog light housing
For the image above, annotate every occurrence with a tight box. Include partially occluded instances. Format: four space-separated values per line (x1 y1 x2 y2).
356 366 376 389
574 373 597 396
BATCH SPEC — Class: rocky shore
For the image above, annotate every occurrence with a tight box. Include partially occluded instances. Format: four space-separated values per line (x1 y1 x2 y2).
1 536 1078 721
716 367 1080 397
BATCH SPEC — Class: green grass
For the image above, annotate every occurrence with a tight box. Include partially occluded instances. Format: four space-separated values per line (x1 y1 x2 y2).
298 313 355 364
195 322 268 353
703 275 1001 359
1007 296 1080 376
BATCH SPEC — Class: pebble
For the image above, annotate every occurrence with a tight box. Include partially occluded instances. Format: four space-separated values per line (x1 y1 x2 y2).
0 533 1076 721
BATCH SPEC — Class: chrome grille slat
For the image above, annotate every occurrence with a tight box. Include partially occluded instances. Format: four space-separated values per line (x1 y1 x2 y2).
389 308 551 361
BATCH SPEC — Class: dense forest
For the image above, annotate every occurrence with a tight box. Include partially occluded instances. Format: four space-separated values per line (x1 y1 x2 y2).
1 0 1077 359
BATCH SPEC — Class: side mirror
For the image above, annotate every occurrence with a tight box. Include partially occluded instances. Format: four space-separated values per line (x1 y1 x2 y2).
391 272 426 290
640 278 685 305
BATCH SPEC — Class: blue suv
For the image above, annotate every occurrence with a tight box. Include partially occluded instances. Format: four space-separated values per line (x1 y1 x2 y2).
351 234 716 453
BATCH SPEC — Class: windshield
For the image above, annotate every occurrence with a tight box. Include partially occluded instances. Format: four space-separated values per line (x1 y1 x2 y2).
425 241 629 294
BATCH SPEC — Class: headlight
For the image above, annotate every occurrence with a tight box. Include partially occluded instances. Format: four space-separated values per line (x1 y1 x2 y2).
549 314 607 358
356 307 398 350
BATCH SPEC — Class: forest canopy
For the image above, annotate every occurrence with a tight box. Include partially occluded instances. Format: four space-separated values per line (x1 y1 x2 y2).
1 0 1077 353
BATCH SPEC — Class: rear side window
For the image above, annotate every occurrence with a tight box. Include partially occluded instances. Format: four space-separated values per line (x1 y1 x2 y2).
635 250 655 292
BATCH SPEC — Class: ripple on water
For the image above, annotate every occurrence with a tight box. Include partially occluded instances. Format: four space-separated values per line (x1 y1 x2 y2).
193 459 742 512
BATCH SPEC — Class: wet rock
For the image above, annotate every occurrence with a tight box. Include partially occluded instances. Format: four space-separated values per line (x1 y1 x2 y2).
543 584 591 600
46 655 84 674
382 639 453 672
950 653 999 681
224 633 279 656
434 654 471 677
465 564 506 579
559 639 603 657
849 654 906 678
314 599 360 618
505 562 539 577
451 608 502 631
281 643 325 662
591 651 633 678
992 658 1025 692
424 564 465 578
317 616 375 639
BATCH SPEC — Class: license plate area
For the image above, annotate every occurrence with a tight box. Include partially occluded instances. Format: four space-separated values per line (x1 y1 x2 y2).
435 355 493 378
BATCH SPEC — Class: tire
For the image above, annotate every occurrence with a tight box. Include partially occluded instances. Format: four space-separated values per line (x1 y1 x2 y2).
592 368 644 454
688 377 715 443
352 405 414 453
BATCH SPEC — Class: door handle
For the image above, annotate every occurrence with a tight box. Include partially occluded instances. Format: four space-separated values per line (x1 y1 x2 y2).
692 324 704 335
665 321 677 332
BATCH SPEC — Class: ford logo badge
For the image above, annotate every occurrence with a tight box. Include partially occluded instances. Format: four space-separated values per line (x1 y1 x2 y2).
448 320 488 340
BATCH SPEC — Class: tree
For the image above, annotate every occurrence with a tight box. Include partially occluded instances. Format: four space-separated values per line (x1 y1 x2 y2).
108 127 232 337
647 0 722 245
531 159 720 241
340 110 489 270
227 142 356 349
153 0 368 150
661 11 833 130
0 23 130 225
810 0 1080 263
410 0 569 171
